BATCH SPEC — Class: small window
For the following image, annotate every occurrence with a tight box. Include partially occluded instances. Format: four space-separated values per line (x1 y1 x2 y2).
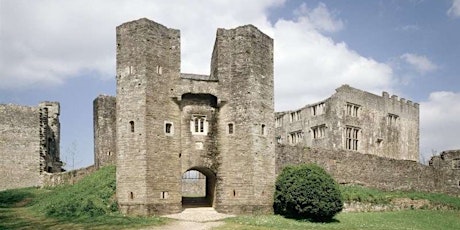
165 122 173 135
275 116 283 127
346 103 360 117
161 191 169 199
190 115 208 135
261 124 266 135
312 125 326 139
289 131 303 144
129 192 134 199
228 123 234 134
129 121 135 133
156 66 163 74
311 103 325 116
387 113 399 125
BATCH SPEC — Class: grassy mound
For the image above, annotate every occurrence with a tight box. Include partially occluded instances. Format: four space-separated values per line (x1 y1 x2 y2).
32 165 118 218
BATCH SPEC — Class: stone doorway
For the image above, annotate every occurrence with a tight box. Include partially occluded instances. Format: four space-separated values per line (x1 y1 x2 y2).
181 167 216 208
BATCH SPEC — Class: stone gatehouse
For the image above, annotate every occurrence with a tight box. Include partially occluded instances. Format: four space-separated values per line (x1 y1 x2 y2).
96 18 276 215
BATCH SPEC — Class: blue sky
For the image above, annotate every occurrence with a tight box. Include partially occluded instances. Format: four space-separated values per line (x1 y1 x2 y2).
1 0 459 168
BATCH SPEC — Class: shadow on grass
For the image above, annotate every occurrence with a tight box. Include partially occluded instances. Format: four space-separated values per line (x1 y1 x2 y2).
0 188 36 208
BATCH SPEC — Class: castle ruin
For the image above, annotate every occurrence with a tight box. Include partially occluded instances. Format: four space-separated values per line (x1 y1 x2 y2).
0 102 62 191
275 85 419 161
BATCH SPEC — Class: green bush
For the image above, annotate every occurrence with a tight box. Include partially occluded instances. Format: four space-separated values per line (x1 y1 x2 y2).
274 164 343 221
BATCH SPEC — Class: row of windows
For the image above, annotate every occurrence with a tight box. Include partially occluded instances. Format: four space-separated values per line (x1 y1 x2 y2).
280 125 361 151
127 116 265 136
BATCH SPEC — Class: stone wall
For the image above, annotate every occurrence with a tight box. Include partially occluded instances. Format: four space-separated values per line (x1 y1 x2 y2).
0 104 41 191
41 165 96 187
0 102 62 191
93 95 116 168
429 150 460 195
276 145 459 195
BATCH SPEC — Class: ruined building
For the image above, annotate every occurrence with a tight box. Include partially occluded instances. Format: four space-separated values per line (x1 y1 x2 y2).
94 18 276 215
275 85 419 161
0 102 62 191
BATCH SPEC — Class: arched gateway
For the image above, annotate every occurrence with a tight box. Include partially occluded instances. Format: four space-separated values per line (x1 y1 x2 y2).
115 18 275 215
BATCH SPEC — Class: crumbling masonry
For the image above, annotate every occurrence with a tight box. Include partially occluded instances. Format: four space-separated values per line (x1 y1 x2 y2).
0 102 62 191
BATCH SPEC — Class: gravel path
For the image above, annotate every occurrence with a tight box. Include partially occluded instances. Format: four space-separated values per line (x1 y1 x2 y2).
142 207 234 230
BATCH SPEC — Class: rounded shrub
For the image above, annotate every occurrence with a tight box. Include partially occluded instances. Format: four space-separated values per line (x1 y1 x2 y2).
274 163 343 221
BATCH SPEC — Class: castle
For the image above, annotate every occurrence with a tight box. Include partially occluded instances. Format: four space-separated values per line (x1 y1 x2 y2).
1 18 458 215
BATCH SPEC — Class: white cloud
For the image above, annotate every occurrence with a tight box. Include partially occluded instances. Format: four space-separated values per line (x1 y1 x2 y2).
400 53 438 74
274 5 393 110
0 0 282 89
447 0 460 18
293 2 344 33
420 91 460 162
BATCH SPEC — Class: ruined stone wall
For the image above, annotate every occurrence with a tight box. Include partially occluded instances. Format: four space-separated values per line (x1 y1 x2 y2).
0 104 41 191
276 85 419 162
276 145 459 195
93 95 116 168
429 150 460 195
0 102 61 191
41 165 96 187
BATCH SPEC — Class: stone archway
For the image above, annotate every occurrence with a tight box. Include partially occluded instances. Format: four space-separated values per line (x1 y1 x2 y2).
182 167 216 208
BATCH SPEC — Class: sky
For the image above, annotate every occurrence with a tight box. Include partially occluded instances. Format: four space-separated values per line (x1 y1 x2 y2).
1 0 459 169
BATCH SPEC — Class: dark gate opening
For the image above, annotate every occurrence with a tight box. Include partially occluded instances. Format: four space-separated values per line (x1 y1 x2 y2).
182 167 216 208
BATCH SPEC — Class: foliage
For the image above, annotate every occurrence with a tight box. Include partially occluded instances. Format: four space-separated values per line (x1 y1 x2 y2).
274 164 343 221
32 165 118 219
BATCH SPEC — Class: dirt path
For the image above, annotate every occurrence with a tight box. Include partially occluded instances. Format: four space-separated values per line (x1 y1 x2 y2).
142 207 234 230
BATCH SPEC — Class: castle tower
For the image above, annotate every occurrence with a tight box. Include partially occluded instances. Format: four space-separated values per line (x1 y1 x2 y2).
116 18 182 215
93 95 116 168
212 25 275 213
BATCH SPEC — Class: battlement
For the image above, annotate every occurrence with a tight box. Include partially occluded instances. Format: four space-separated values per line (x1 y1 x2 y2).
382 91 419 108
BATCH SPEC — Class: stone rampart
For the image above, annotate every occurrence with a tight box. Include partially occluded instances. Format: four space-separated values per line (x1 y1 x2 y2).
276 145 458 195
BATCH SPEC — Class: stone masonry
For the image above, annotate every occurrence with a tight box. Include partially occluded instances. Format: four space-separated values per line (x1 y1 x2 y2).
0 102 62 191
93 95 116 168
112 18 275 215
276 85 419 161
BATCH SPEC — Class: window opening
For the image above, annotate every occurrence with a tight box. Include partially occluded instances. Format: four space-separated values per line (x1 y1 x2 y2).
165 122 173 135
129 192 134 199
311 103 325 116
289 131 303 144
387 113 399 125
346 103 360 117
345 126 359 151
161 191 169 199
129 121 134 133
191 115 207 135
228 123 234 134
312 125 326 139
261 124 266 135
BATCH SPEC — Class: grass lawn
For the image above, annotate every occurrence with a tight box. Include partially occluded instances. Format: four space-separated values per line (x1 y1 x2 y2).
216 210 460 230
